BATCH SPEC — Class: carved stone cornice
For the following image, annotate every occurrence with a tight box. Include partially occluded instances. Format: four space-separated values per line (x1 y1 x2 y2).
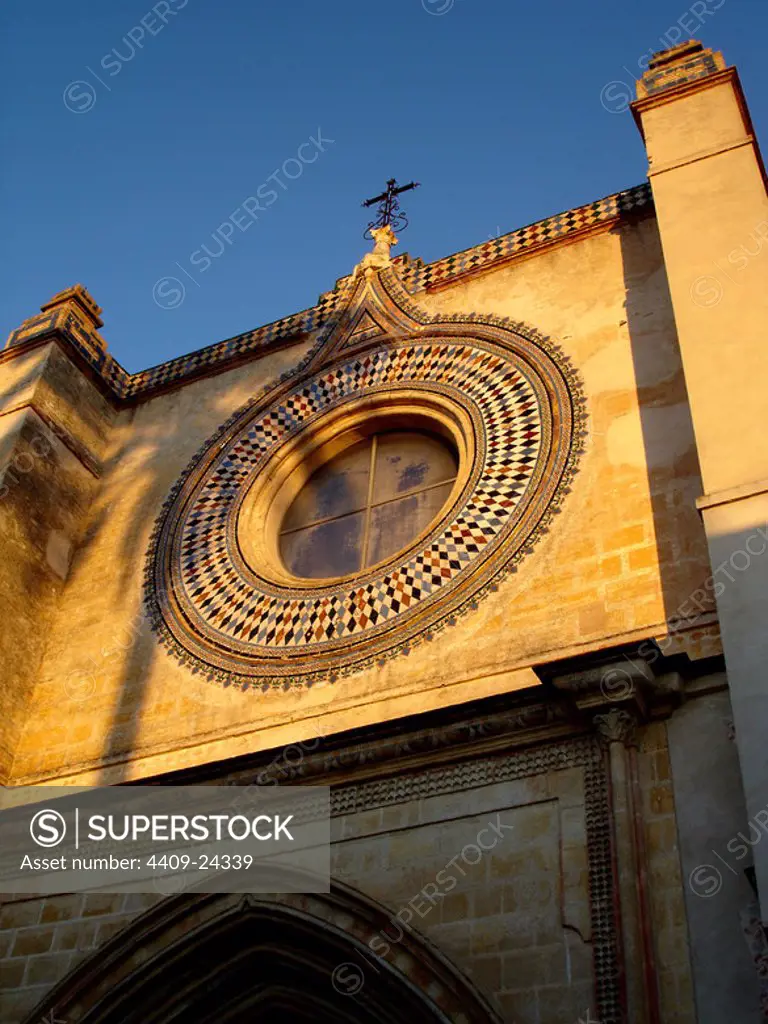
229 698 576 788
153 640 714 792
545 639 690 725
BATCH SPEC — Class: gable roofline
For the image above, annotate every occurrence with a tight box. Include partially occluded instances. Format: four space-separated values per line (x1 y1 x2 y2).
3 183 654 405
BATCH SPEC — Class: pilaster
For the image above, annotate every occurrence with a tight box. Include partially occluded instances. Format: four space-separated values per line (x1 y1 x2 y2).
0 286 116 782
632 40 768 915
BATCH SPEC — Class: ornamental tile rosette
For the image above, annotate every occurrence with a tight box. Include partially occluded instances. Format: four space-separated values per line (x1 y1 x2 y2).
145 268 586 690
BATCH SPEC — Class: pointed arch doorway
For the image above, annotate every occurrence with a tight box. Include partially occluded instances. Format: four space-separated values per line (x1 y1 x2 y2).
25 884 502 1024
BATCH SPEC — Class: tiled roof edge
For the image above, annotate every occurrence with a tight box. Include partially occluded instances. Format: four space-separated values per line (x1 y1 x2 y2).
4 183 653 403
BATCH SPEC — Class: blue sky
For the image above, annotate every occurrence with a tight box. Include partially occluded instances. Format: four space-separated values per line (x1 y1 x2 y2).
2 0 766 372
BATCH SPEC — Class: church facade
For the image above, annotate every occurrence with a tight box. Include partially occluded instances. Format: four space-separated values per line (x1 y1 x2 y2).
0 40 767 1023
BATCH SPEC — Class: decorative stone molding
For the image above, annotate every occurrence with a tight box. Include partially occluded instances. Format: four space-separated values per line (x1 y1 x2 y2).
593 708 639 748
20 728 622 1024
5 283 109 366
144 266 586 691
227 698 572 788
40 283 104 330
636 41 725 99
285 737 622 1023
23 885 504 1024
547 641 695 728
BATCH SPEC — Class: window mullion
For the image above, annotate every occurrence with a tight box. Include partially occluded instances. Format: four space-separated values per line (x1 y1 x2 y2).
360 436 378 570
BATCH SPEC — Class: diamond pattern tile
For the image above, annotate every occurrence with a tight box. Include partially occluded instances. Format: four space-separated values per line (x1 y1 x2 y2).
171 340 541 653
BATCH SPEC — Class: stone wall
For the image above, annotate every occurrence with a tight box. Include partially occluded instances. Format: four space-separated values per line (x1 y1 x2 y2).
0 343 117 783
331 770 595 1023
2 213 718 787
0 892 156 1023
667 687 762 1021
0 705 721 1024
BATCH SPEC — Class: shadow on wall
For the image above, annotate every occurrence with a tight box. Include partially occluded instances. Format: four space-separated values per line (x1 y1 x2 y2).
619 219 762 1023
617 216 710 631
7 384 168 785
6 332 311 786
22 882 503 1024
0 348 114 784
83 376 291 785
86 402 169 786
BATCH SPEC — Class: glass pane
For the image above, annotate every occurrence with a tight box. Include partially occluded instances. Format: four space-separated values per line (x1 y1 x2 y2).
372 432 458 504
281 512 365 579
282 439 371 531
366 483 453 567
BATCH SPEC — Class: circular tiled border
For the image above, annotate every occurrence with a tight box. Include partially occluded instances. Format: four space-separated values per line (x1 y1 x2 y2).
234 387 477 591
145 303 584 690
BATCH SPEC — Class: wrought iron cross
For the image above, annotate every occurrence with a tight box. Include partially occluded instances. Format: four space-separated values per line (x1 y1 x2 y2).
362 178 421 239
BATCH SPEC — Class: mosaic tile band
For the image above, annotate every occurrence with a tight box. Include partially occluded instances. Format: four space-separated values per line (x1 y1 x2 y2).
182 342 539 644
146 277 585 690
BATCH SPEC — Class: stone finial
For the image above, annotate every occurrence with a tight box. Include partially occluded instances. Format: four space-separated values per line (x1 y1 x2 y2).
40 284 104 329
5 283 107 355
636 41 726 100
594 708 639 748
351 225 399 280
